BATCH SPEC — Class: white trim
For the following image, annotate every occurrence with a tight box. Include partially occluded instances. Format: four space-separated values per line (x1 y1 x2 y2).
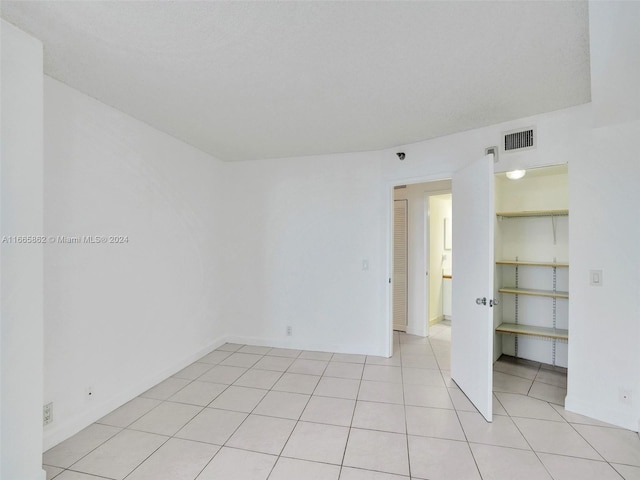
43 336 228 450
225 335 388 357
383 173 453 357
565 394 638 432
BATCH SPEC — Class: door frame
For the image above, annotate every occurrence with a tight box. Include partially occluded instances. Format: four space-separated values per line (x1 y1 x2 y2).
425 190 453 330
384 174 452 357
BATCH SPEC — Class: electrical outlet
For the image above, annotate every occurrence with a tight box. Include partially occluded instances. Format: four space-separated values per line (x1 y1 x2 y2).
43 402 53 426
286 326 292 336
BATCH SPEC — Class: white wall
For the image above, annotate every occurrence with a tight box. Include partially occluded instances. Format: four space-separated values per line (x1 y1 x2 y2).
220 102 590 362
563 1 640 431
43 78 229 449
222 153 386 355
1 20 46 480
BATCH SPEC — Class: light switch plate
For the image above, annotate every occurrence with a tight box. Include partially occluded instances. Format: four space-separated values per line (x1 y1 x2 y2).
590 269 603 286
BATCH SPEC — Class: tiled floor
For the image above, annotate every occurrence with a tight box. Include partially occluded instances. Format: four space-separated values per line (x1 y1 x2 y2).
44 322 640 480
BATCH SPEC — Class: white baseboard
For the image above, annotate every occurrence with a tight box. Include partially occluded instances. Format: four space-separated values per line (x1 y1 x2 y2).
225 334 388 358
43 336 228 451
406 325 427 337
564 394 638 432
12 470 46 480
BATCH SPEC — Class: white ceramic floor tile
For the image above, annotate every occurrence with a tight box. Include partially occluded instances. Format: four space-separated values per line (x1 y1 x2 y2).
272 372 320 394
253 390 310 419
207 385 267 412
226 414 296 455
168 380 227 407
612 463 640 480
266 347 302 358
287 358 329 375
399 334 429 345
457 411 530 449
352 401 406 433
172 362 213 380
282 421 349 465
53 472 108 480
43 423 121 468
198 365 248 385
43 464 64 480
534 368 568 388
324 361 364 380
365 355 402 367
46 329 640 480
362 365 402 383
492 393 508 416
528 381 567 405
493 357 540 380
494 392 565 421
343 428 410 476
196 447 276 480
339 467 409 480
573 424 640 466
125 437 219 480
198 350 233 364
408 435 481 480
70 429 167 480
253 355 296 372
129 401 201 436
301 396 355 427
313 377 360 400
538 452 623 480
233 368 283 389
402 367 445 386
405 405 465 441
216 343 244 352
299 350 333 361
175 408 247 445
357 380 404 404
269 457 341 480
140 377 191 400
403 384 454 409
492 371 533 395
220 352 263 368
514 417 602 460
470 442 553 480
399 343 431 355
331 353 366 364
448 388 477 413
401 354 439 369
238 345 272 355
440 369 455 388
97 397 161 428
550 404 620 428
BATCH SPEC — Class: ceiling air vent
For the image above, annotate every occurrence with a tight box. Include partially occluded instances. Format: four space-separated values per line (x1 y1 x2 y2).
502 126 536 153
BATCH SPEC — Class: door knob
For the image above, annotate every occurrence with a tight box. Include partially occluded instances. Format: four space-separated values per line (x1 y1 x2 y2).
476 297 487 306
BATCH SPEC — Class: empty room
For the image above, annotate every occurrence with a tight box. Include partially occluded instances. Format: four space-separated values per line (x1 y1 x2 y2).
2 1 639 480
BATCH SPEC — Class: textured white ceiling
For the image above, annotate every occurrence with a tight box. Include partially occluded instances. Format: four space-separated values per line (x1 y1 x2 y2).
1 1 591 162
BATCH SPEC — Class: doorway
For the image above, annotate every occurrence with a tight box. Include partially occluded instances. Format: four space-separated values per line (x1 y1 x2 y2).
391 180 452 339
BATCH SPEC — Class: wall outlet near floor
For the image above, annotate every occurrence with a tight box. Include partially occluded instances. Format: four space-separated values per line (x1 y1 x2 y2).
619 388 633 405
286 326 292 336
43 402 53 426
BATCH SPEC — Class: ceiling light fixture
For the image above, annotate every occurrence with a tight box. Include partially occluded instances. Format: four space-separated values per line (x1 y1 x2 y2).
506 169 526 180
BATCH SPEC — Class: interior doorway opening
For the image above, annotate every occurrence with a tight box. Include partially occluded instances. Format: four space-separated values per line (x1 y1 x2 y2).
391 180 452 338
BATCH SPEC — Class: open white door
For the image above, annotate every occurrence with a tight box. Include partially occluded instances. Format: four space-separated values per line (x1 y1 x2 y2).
451 154 495 422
